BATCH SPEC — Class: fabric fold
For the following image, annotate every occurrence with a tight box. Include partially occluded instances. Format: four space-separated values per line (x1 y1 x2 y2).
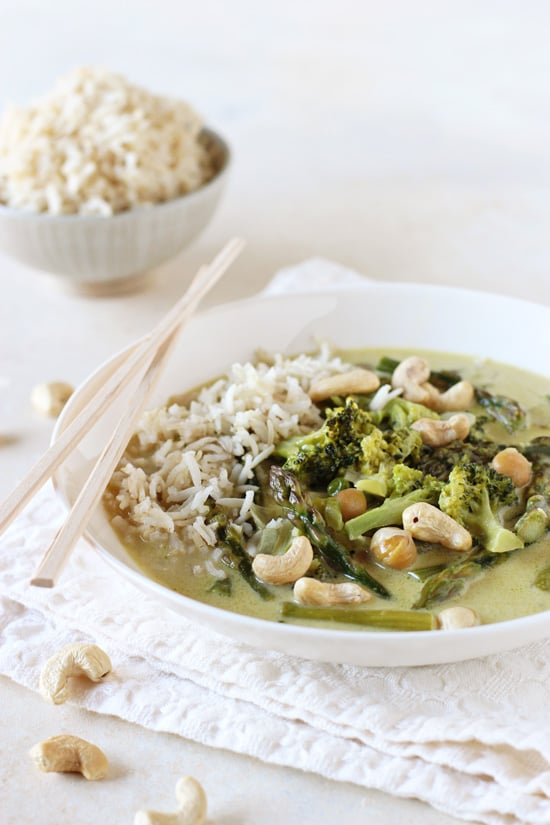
1 261 550 825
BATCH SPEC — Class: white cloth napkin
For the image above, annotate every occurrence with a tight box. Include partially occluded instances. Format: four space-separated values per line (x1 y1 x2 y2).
1 261 550 825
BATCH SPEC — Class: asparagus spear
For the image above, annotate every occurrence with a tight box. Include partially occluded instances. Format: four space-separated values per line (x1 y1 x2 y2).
214 520 273 600
413 552 508 609
281 602 435 631
269 466 391 599
407 563 448 583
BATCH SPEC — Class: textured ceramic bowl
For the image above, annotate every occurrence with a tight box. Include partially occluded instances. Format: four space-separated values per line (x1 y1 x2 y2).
0 128 229 295
53 283 550 666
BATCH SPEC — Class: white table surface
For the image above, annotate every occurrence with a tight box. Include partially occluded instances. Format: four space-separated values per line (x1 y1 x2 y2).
1 2 550 823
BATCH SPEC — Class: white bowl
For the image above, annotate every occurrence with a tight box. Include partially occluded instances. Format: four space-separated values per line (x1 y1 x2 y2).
0 128 230 295
53 282 550 666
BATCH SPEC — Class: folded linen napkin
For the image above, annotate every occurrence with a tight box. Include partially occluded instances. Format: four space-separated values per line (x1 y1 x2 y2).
1 261 550 825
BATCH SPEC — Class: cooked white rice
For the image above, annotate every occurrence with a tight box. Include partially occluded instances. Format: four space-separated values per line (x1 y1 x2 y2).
0 67 214 215
106 345 356 576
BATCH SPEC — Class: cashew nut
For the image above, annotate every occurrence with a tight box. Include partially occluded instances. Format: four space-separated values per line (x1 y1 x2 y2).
39 642 112 705
134 776 207 825
402 502 472 551
391 356 437 405
309 368 380 402
391 356 473 411
369 527 417 569
411 413 471 447
252 535 313 584
434 381 474 412
30 735 108 780
31 381 74 417
438 606 479 630
492 447 532 488
293 577 371 606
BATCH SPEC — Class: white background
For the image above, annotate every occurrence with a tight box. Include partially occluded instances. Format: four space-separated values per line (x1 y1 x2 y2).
1 2 549 824
1 0 549 299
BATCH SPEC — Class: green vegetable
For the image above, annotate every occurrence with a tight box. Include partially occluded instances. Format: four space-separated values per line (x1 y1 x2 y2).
352 426 424 501
375 356 400 377
327 477 352 495
355 473 389 497
323 497 344 531
281 602 436 631
522 438 550 504
209 577 233 596
256 521 294 555
415 430 503 481
373 396 439 430
345 476 442 539
360 425 423 474
439 463 523 554
522 436 550 468
515 501 550 544
475 387 526 433
269 465 390 598
214 519 273 600
412 553 508 608
390 463 435 495
407 564 448 583
274 399 374 488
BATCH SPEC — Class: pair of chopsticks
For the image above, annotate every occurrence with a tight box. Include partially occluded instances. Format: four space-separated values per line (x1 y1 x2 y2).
0 237 245 588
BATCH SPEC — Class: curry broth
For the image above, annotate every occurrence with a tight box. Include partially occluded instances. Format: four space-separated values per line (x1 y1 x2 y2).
109 349 550 629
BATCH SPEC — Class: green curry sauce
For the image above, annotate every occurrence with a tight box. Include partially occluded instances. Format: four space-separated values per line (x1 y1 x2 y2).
109 349 550 630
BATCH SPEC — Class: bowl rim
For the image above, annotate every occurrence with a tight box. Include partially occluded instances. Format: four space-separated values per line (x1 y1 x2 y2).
0 126 230 222
52 281 550 665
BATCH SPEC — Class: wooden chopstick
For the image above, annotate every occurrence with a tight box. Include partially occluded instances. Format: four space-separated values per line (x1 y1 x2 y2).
0 237 244 543
30 238 244 587
31 335 173 587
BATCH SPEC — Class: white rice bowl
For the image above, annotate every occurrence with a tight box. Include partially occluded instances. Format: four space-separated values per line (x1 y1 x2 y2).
52 284 550 666
0 67 214 216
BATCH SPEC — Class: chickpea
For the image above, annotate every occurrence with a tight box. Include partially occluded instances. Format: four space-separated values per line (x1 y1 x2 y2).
491 447 532 488
369 527 417 570
336 488 367 522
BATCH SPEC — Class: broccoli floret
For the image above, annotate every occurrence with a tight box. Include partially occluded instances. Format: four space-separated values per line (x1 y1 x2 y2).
274 400 374 489
372 397 439 430
414 430 503 480
354 424 423 497
360 422 422 474
386 427 423 462
359 428 391 475
439 463 523 554
355 462 425 499
345 469 443 539
390 463 430 496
